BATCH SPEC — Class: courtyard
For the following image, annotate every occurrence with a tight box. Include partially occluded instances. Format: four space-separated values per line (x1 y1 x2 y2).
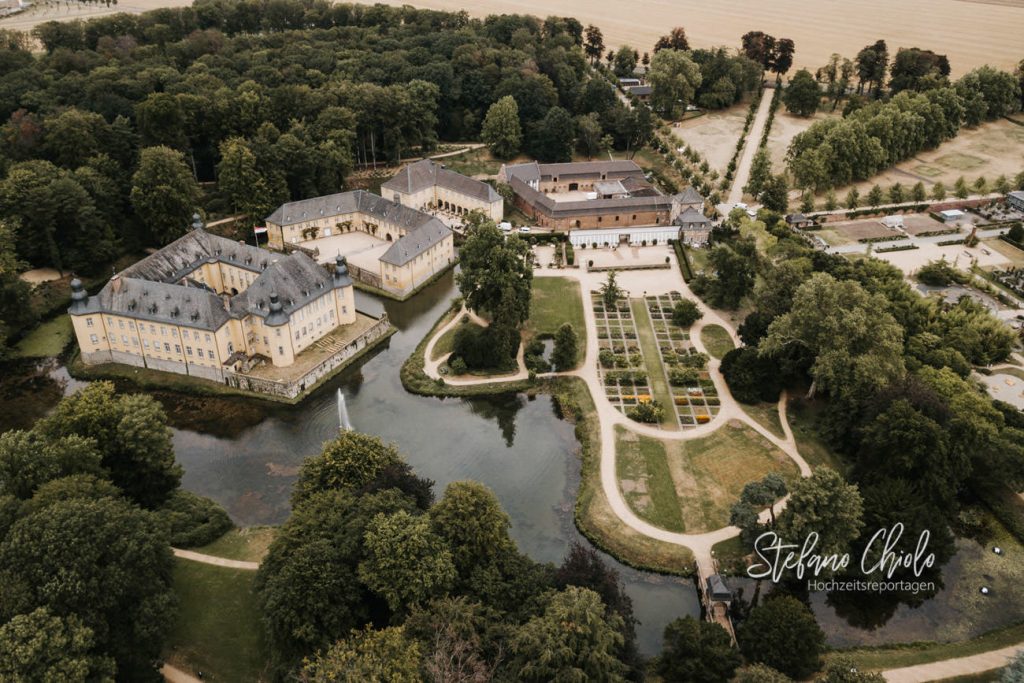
303 231 392 273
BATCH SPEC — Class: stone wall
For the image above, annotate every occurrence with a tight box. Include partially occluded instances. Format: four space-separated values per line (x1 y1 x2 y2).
224 314 393 399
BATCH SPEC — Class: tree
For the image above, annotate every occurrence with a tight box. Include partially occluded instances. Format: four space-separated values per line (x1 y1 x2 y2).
783 69 820 116
697 239 758 309
457 220 532 328
0 430 103 500
760 174 789 213
0 607 116 682
855 40 889 97
772 39 796 77
575 112 604 159
738 596 825 679
741 31 777 71
888 183 904 204
911 181 927 202
800 189 815 213
657 615 741 683
583 25 604 64
654 27 689 52
36 382 181 509
845 188 860 209
601 270 624 307
760 273 905 400
672 299 702 328
931 182 947 200
995 175 1011 194
481 96 523 159
647 49 702 118
735 664 793 683
130 145 201 245
974 176 989 194
776 467 864 557
552 323 579 371
292 431 404 505
824 189 838 211
301 626 422 683
359 510 456 612
721 347 784 404
866 184 884 207
613 45 638 78
430 480 512 576
530 105 574 162
217 137 274 219
955 176 969 199
511 587 627 682
821 656 885 683
745 148 773 198
0 498 175 681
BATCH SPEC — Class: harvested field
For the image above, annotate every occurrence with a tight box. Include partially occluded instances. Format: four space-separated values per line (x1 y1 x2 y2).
671 105 748 173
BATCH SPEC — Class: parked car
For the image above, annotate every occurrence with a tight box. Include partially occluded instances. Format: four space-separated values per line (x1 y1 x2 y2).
519 226 531 233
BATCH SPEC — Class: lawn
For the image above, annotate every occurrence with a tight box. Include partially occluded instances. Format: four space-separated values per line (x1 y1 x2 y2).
629 299 678 428
431 317 482 361
741 400 785 439
164 558 270 681
616 420 800 533
550 377 695 575
526 277 586 339
196 527 277 563
616 426 685 532
686 245 710 275
986 238 1024 267
13 315 73 358
700 324 734 360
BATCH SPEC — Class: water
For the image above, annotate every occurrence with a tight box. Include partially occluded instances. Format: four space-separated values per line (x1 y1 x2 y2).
40 271 698 656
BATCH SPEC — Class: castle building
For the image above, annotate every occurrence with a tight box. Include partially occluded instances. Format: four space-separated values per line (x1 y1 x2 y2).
498 160 699 230
69 216 358 382
264 189 455 298
381 159 503 222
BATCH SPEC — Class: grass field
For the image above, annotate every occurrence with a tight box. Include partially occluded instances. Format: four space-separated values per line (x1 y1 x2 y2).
741 400 785 439
986 239 1024 267
616 420 799 533
12 315 73 358
525 276 586 366
164 558 269 682
431 317 482 361
196 527 277 563
700 324 735 360
630 299 678 428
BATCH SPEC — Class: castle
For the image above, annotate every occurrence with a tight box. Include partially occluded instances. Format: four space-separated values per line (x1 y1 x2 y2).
68 216 379 393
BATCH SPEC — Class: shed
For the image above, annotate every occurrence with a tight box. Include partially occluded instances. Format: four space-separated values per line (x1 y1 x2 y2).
939 209 966 223
707 574 733 602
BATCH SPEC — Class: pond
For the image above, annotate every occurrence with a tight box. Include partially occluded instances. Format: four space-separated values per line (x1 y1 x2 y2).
40 271 699 656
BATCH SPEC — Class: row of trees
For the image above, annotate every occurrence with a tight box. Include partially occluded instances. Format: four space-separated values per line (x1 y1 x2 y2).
786 64 1022 189
0 381 231 680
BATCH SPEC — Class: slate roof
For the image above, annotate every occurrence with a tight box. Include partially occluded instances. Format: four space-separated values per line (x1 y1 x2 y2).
74 229 340 329
628 85 653 96
381 159 500 204
675 186 704 205
502 160 645 184
508 176 673 218
677 207 711 225
265 190 434 232
381 218 451 266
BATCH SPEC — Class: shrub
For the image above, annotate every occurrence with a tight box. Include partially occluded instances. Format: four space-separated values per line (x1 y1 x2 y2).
449 357 468 375
671 299 703 328
158 490 233 548
627 400 664 423
669 367 700 386
917 260 968 286
679 352 709 369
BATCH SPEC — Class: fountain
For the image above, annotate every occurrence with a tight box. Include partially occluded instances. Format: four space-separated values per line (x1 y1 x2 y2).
337 389 352 431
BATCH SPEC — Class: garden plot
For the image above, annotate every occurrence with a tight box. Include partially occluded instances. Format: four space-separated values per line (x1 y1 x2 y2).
594 293 652 418
644 294 720 428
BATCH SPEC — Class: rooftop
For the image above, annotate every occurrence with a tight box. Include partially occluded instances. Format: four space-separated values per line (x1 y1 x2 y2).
381 159 500 204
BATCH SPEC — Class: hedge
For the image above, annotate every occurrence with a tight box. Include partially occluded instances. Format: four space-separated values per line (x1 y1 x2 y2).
670 239 694 282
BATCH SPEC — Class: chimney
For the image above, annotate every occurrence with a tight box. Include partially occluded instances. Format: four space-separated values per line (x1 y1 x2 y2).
222 293 230 311
111 275 122 293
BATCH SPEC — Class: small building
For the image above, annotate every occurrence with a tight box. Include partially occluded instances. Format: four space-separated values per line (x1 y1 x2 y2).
881 215 904 229
568 225 679 248
676 207 712 247
618 77 642 88
627 85 652 102
1008 191 1024 213
785 212 814 229
707 574 733 604
939 209 966 223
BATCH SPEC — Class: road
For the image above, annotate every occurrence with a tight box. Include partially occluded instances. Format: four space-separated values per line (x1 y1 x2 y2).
727 88 774 206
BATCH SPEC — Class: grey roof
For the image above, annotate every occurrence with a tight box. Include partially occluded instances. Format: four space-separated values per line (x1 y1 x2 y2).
381 159 500 204
509 176 673 218
122 229 271 283
785 212 809 223
708 574 732 601
1009 190 1024 201
265 190 436 232
381 218 451 266
595 180 627 196
73 228 339 329
501 162 541 184
503 160 644 184
677 207 711 225
675 186 704 205
628 85 653 96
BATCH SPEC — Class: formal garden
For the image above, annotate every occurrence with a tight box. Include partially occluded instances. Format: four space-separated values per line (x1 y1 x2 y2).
594 292 655 419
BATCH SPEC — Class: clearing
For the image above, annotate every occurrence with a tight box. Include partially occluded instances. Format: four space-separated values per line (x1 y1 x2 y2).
164 558 269 682
195 527 277 563
671 104 749 173
12 315 73 358
616 420 800 533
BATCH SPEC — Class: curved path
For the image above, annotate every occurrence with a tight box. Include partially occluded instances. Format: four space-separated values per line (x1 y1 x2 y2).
171 547 259 571
423 307 534 385
882 645 1022 682
418 253 811 578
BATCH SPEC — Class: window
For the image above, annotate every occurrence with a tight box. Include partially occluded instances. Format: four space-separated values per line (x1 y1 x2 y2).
160 326 166 336
122 335 129 345
89 334 98 344
263 336 268 346
205 334 212 343
172 329 178 337
164 343 171 352
107 317 113 326
131 338 139 347
150 324 156 334
86 318 94 328
186 346 193 356
295 331 300 340
143 340 150 349
276 329 281 337
183 330 189 339
196 348 203 358
111 336 118 345
175 344 181 353
278 346 284 355
118 319 124 329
